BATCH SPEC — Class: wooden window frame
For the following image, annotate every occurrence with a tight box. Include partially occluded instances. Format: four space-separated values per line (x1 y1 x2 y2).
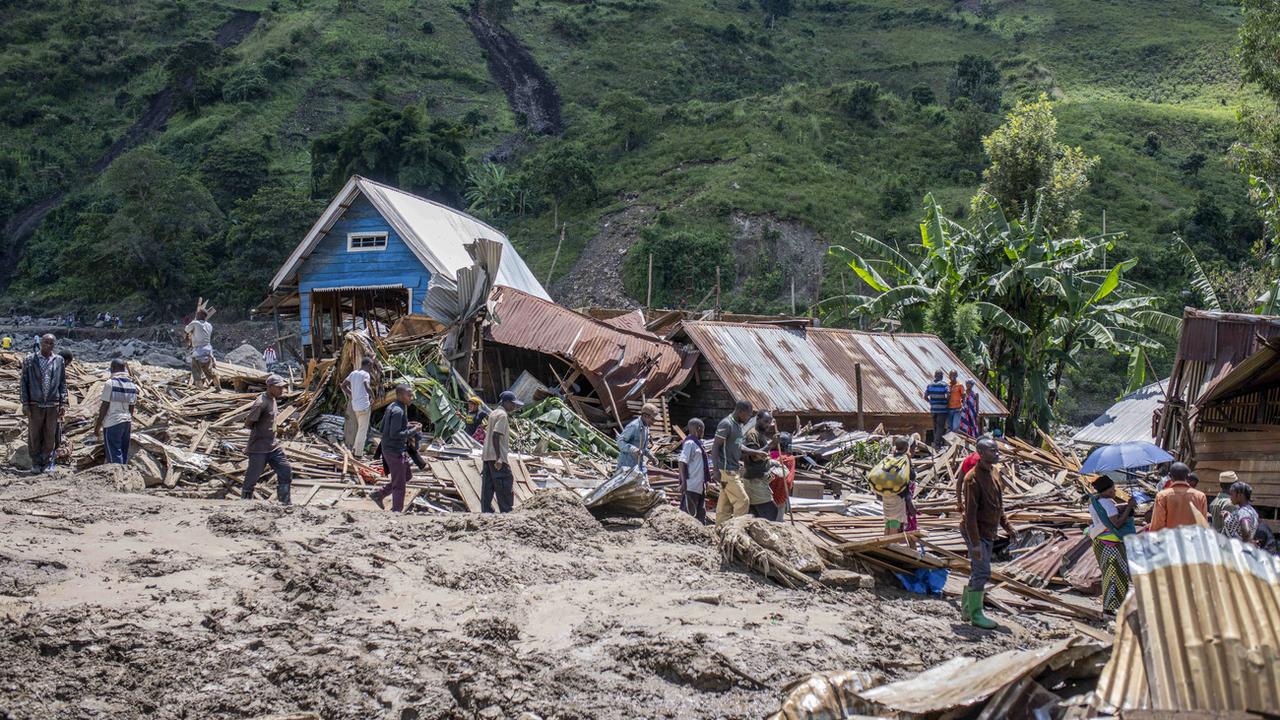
347 232 388 252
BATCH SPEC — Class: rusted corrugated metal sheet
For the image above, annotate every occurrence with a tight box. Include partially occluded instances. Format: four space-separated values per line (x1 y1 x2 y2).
1071 379 1167 448
1093 525 1280 714
1177 308 1280 367
680 321 1008 417
485 286 696 416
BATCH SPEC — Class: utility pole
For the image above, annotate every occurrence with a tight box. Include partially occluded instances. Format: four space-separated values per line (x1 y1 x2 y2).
790 278 796 315
714 266 721 319
546 223 565 286
1101 209 1107 269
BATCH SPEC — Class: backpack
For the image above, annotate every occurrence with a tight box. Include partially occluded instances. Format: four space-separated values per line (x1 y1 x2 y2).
869 454 911 495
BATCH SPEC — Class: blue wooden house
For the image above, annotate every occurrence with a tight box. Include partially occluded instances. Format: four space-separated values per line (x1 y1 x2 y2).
262 176 549 356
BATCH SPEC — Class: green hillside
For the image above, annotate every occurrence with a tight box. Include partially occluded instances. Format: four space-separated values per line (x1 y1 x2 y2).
0 0 1262 413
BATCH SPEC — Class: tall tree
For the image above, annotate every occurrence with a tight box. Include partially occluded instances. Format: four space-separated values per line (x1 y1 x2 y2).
1233 0 1280 312
977 94 1097 233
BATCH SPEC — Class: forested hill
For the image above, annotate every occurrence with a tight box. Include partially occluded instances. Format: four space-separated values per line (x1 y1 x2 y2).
0 0 1256 329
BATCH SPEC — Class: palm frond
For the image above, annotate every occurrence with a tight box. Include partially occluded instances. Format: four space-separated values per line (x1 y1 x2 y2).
1175 234 1222 311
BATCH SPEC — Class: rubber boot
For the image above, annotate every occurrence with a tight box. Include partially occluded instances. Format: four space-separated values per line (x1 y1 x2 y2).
969 590 998 629
959 588 975 622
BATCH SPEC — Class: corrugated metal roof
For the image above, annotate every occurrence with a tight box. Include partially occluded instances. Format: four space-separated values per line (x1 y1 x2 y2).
270 176 549 301
679 322 1008 416
1071 380 1167 447
1093 525 1280 713
485 286 696 417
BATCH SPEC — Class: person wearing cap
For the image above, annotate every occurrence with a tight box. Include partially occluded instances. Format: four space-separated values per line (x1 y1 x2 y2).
240 374 292 505
369 383 421 512
617 402 658 473
481 390 522 513
1209 471 1238 533
462 396 489 442
1087 475 1137 614
1224 481 1260 543
1149 462 1206 532
340 358 375 458
961 436 1017 629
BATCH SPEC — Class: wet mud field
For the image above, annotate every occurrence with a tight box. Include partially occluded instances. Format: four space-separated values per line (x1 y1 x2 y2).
0 469 1073 719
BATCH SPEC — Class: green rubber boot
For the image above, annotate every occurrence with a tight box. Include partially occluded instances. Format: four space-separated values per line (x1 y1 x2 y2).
969 590 998 629
959 588 975 622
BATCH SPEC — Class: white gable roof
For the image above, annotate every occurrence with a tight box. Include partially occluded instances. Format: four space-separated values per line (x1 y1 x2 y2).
270 176 550 300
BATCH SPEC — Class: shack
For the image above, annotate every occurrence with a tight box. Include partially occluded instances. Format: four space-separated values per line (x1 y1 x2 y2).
1071 380 1167 448
669 321 1007 433
259 176 548 357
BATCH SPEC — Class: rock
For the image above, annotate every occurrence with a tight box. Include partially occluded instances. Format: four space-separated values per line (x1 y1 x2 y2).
9 444 32 471
143 351 186 369
818 568 874 590
225 343 265 370
118 342 136 359
743 519 826 574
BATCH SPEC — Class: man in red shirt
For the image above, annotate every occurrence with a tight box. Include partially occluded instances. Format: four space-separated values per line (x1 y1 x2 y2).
769 432 796 521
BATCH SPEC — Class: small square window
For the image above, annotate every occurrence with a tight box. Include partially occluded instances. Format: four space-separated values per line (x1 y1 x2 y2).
348 232 387 251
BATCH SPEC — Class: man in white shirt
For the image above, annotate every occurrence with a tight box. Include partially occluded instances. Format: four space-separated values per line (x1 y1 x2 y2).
184 310 217 389
340 358 375 458
678 418 710 524
93 359 137 464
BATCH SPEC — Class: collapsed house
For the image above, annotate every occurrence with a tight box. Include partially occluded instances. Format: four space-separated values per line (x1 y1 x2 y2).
257 175 549 357
669 321 1008 434
1156 308 1280 514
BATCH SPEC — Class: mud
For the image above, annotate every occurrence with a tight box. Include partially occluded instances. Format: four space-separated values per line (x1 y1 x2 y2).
0 469 1073 718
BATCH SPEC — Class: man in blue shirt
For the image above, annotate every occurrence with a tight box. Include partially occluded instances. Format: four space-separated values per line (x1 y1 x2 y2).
923 370 950 450
617 403 658 473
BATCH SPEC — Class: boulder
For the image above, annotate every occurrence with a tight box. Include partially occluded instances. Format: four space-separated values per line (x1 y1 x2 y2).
143 351 186 369
8 444 32 471
225 343 266 370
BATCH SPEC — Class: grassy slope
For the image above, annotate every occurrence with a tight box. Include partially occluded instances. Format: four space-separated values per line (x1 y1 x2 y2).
0 0 1254 416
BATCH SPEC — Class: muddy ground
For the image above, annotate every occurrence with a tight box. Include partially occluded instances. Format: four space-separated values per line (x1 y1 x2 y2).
0 468 1076 719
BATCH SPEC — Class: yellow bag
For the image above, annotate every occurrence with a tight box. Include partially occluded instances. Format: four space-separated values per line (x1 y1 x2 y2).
868 454 911 494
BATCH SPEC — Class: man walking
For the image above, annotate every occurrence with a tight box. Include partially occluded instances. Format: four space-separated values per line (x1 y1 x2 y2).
369 384 420 512
19 334 67 473
961 437 1018 629
742 410 777 520
240 374 292 505
923 370 950 449
481 390 522 513
618 403 658 473
93 359 137 464
1209 471 1237 533
678 418 711 524
185 309 218 389
713 400 753 524
340 358 375 458
1149 462 1207 532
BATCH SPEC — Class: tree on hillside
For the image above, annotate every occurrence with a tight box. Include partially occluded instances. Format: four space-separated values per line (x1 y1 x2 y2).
464 161 523 218
977 94 1097 233
213 184 324 310
1233 0 1280 312
597 90 657 152
528 142 598 226
87 149 222 308
824 193 1174 434
201 141 270 210
309 102 467 204
948 55 1001 113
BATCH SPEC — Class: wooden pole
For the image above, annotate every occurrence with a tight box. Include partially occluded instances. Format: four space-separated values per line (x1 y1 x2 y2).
855 362 865 431
714 266 721 319
790 278 796 315
646 253 653 307
547 223 565 286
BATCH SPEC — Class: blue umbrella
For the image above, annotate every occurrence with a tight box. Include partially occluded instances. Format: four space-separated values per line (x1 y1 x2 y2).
1079 441 1174 475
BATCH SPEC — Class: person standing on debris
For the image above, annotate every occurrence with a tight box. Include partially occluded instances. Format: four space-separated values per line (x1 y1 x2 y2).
1209 471 1238 533
959 379 980 436
742 410 778 520
961 437 1018 629
340 358 374 459
1149 462 1207 532
19 334 67 474
618 403 659 473
1087 476 1137 614
481 390 522 513
713 400 754 524
240 375 293 504
1223 481 1260 543
924 370 950 450
770 432 797 522
1 335 11 351
678 418 711 524
947 370 965 432
93 359 137 464
369 384 421 512
462 396 488 442
871 437 915 538
185 310 218 389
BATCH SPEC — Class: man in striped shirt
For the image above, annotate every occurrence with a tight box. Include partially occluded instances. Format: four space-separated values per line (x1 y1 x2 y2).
93 359 137 464
923 370 950 450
